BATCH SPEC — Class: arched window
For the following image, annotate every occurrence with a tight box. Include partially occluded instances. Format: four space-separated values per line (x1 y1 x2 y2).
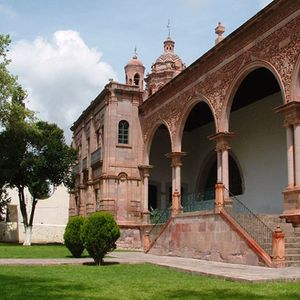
118 120 129 144
134 73 140 86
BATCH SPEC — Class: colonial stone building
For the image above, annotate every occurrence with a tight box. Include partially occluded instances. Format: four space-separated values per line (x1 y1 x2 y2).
70 0 300 267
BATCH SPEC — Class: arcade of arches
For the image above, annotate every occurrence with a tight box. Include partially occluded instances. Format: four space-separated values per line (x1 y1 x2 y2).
70 0 300 257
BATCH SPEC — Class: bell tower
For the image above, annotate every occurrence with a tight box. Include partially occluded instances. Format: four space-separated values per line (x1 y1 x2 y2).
124 47 145 90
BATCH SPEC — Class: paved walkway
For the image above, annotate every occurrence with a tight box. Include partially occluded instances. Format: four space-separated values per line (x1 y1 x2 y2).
1 252 300 283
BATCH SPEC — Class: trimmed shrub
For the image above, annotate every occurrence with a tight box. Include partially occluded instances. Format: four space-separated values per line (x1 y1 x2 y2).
64 216 85 258
81 212 120 265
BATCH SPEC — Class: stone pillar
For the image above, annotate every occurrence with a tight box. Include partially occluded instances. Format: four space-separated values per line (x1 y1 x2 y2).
295 124 300 186
138 165 153 223
222 147 229 195
217 150 222 183
171 190 181 216
209 132 235 200
274 102 300 227
143 231 151 252
215 183 224 213
286 125 295 187
165 152 186 216
271 225 285 268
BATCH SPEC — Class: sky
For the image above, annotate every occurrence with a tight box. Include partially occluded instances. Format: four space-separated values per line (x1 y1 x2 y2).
0 0 272 142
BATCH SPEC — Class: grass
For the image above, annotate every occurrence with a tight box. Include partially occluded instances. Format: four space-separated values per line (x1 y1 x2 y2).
0 264 300 299
0 242 89 258
1 243 300 299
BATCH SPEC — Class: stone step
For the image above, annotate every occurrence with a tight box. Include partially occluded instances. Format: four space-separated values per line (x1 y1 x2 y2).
286 248 300 255
286 261 300 267
285 242 300 248
285 237 300 243
285 254 300 261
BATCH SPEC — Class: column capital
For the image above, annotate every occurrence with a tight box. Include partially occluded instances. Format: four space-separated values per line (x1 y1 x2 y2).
165 152 187 167
208 132 235 151
274 101 300 126
138 165 153 177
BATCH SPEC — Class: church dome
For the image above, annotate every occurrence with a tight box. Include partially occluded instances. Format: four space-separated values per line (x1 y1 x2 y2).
126 55 144 68
155 52 182 64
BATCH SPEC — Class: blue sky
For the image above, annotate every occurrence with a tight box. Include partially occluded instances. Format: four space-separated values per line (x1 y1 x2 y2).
0 0 272 140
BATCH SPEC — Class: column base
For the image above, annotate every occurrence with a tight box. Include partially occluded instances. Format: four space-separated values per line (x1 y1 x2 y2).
172 207 183 217
142 211 150 224
280 187 300 227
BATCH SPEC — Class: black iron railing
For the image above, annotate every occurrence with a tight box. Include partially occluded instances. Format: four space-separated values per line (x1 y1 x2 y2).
223 188 273 255
181 190 215 213
148 206 171 244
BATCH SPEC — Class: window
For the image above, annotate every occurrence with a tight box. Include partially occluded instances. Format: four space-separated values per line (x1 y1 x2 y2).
118 120 129 144
134 73 140 86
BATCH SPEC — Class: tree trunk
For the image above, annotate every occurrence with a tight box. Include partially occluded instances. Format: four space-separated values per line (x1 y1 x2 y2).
23 225 32 246
18 186 28 227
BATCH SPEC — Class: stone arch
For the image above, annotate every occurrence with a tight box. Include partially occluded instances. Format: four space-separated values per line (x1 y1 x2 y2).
291 52 300 102
144 120 173 164
174 95 217 152
222 60 286 132
196 149 244 197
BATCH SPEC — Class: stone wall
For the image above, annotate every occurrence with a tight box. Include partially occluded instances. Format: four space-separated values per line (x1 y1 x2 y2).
0 222 18 242
149 212 260 266
117 226 143 249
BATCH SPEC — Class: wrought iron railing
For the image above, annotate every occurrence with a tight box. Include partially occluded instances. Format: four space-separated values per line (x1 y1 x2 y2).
148 206 171 245
223 188 273 255
91 148 101 166
181 190 215 213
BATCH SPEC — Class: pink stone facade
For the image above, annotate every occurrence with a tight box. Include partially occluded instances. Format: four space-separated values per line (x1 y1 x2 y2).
149 212 260 266
70 0 300 261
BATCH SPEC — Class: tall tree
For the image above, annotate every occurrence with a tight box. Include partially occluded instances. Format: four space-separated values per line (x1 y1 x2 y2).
0 34 77 245
0 34 22 105
0 93 77 245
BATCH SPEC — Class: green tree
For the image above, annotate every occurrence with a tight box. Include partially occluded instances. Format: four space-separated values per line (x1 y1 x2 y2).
0 100 77 245
0 188 10 221
0 34 78 245
0 34 22 104
81 212 120 265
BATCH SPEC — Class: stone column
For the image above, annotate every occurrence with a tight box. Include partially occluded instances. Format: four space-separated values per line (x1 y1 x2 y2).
274 102 300 227
295 124 300 186
165 152 186 216
138 165 153 223
286 125 295 188
271 225 285 268
217 150 222 183
209 132 235 201
215 183 224 213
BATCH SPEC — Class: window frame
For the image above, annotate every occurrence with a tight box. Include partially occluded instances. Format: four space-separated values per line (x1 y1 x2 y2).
118 120 129 144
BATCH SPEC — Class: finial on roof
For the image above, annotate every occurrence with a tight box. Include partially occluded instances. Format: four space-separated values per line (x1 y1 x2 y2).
215 21 225 45
133 46 138 59
167 19 171 38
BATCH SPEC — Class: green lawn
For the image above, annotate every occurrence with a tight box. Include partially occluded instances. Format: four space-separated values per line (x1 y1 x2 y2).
0 264 299 300
0 242 89 258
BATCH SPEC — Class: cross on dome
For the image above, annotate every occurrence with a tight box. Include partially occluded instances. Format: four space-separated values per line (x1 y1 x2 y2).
133 46 138 59
167 19 171 38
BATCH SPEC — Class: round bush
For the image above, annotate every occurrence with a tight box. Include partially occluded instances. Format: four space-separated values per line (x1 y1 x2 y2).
63 216 85 258
81 212 120 265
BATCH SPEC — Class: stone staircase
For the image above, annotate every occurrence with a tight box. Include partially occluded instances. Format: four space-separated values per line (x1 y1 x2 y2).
259 214 300 267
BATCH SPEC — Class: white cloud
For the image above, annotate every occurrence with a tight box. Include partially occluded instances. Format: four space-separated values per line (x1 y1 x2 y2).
0 3 16 18
8 30 116 142
257 0 273 9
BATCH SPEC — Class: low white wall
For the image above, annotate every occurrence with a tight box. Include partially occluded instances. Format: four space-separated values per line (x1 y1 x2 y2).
4 185 69 244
